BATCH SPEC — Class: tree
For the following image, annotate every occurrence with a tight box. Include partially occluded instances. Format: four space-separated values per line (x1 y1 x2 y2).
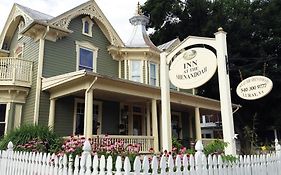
143 0 281 153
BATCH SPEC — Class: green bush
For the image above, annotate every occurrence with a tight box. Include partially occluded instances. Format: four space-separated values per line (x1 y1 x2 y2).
0 124 63 153
203 139 228 156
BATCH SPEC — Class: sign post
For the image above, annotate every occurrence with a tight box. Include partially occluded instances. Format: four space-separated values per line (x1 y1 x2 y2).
215 28 236 155
160 28 237 155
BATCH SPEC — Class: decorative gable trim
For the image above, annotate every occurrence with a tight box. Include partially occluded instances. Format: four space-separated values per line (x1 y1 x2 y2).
0 5 34 49
50 1 123 47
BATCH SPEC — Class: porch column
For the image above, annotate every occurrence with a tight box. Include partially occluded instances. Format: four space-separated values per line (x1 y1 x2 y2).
152 99 159 152
146 102 151 136
195 107 202 140
84 89 94 139
48 98 56 130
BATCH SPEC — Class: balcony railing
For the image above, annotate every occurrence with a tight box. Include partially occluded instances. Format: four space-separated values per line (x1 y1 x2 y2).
0 57 33 87
92 135 154 153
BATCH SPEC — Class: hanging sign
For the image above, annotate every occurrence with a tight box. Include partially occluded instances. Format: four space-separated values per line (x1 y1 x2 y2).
169 48 217 89
236 76 273 100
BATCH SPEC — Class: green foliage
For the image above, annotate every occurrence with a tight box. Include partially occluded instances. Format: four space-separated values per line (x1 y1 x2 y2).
143 0 281 154
0 124 63 153
203 140 228 156
222 155 238 163
172 137 182 150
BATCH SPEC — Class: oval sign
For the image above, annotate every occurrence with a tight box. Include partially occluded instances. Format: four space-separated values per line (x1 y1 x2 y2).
169 48 217 89
236 76 273 100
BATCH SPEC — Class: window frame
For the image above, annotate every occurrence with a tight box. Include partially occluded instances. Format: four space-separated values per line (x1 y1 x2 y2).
73 98 103 135
149 62 158 86
82 16 93 37
76 41 99 72
0 103 9 137
129 60 143 83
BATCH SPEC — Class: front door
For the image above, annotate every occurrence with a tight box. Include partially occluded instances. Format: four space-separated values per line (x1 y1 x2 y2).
0 104 7 137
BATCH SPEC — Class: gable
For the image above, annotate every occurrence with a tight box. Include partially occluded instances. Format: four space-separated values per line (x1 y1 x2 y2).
0 5 34 50
49 1 123 47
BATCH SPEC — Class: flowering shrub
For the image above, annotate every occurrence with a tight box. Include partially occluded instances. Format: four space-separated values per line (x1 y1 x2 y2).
0 125 63 153
16 138 48 152
56 135 141 162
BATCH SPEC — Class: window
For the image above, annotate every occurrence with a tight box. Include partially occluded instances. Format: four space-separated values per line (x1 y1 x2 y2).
14 43 24 58
130 60 142 82
74 99 102 135
76 41 98 72
149 62 157 86
79 48 93 71
82 16 93 37
0 104 7 137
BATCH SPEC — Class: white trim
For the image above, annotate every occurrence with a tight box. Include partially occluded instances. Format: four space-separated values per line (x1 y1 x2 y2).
144 60 148 84
118 60 121 78
73 98 103 135
124 60 128 79
81 16 93 37
34 38 45 124
75 41 99 72
14 104 22 128
4 103 11 135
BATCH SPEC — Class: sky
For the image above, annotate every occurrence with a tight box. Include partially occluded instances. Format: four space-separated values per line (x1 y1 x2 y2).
0 0 147 43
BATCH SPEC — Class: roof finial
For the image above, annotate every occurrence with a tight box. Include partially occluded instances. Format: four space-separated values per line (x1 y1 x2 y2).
135 2 143 15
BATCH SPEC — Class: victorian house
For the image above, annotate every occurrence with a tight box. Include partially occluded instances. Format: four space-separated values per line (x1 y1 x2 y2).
0 1 230 152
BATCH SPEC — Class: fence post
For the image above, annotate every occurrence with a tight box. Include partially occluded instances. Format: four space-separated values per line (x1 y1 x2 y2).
7 141 13 152
82 140 92 157
195 140 204 165
275 139 281 156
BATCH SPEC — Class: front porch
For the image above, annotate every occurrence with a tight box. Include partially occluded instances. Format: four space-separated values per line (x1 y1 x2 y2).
42 70 222 153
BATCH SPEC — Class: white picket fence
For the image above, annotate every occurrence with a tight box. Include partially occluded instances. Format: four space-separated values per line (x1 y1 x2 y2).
1 140 281 175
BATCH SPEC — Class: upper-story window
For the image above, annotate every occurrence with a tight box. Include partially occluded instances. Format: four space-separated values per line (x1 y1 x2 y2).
149 62 158 86
82 16 93 37
14 43 24 58
76 41 98 72
130 60 142 82
18 21 25 40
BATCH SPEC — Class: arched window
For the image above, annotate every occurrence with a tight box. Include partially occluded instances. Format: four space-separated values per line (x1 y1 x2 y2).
82 16 93 37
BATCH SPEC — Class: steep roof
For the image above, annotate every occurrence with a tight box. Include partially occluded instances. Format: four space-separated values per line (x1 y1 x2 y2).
15 3 53 22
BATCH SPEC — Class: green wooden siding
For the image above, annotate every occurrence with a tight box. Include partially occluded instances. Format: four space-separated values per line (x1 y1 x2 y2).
101 100 120 134
43 15 118 77
38 92 50 126
8 29 39 124
54 97 74 136
52 96 120 136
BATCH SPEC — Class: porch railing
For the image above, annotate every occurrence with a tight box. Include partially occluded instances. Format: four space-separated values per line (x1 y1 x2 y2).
92 135 154 153
0 57 33 87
